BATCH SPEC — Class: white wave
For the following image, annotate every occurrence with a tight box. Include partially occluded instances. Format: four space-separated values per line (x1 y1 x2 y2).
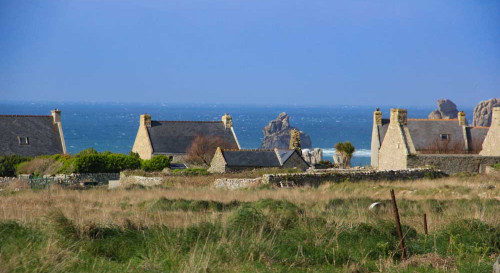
320 148 371 157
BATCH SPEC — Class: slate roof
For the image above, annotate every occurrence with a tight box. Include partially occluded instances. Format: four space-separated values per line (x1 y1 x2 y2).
378 118 489 153
148 121 239 154
0 115 64 156
221 150 281 167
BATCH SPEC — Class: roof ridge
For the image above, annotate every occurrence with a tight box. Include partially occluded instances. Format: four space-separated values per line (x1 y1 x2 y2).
222 148 275 152
154 120 222 123
408 118 458 121
0 115 52 118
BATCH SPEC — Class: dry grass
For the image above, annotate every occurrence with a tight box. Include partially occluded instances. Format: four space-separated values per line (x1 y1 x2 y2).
0 174 498 233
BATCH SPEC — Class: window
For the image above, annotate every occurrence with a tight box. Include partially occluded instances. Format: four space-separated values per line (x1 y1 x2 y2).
440 134 450 141
18 136 29 145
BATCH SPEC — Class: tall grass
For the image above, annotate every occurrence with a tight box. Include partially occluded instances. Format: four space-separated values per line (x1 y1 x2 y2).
0 174 498 272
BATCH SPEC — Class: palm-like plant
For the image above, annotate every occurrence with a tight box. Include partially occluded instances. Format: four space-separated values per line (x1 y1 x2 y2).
334 141 355 168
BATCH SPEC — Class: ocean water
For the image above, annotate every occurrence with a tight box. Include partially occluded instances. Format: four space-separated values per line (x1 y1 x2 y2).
0 102 474 166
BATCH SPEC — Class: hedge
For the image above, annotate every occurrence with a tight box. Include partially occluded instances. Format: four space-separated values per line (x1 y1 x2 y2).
0 155 31 177
141 155 171 172
74 154 141 173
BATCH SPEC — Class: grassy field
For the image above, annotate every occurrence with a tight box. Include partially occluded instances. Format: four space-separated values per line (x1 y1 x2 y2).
0 172 498 272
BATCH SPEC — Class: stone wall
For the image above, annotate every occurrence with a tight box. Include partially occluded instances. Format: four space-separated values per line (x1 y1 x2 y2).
407 154 500 174
119 175 163 187
0 177 18 184
132 115 153 160
262 169 446 187
208 148 226 173
480 107 500 156
214 178 261 189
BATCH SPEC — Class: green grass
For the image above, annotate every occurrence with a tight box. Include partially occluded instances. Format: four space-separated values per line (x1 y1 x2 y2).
0 198 498 272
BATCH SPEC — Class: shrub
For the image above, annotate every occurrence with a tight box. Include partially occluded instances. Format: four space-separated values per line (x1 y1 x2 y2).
0 155 31 177
186 135 232 166
74 148 98 157
74 153 141 173
493 163 500 170
141 155 171 172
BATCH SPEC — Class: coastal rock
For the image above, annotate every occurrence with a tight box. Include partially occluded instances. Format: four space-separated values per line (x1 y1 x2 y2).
302 148 323 165
428 99 459 119
473 98 500 127
260 112 312 149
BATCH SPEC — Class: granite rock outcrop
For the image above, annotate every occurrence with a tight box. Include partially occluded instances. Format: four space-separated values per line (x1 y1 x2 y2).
428 99 459 120
473 98 500 127
260 112 312 149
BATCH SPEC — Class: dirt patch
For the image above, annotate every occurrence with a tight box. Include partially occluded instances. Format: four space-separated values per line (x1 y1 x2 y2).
399 253 455 270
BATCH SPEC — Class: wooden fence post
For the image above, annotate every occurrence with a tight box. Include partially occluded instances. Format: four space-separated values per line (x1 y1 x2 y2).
390 189 407 259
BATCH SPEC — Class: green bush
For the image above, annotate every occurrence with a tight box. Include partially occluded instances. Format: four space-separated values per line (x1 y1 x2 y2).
493 163 500 170
141 155 171 172
74 153 141 173
0 155 31 177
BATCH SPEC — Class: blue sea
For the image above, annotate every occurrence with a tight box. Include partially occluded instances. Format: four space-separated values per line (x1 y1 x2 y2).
0 102 474 166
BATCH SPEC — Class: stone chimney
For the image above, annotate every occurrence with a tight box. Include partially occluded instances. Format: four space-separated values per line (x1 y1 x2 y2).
289 129 302 155
51 109 61 123
374 108 382 126
458 111 466 126
492 107 500 127
390 109 407 125
221 113 233 129
140 114 151 128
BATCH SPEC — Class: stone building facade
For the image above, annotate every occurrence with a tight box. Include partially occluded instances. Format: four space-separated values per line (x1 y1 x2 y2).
132 113 240 161
371 107 500 174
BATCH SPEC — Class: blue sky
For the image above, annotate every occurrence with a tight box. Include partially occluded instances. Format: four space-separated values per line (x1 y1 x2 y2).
1 0 499 106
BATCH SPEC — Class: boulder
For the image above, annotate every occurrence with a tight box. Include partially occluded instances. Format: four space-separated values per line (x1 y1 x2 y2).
473 98 500 127
260 112 312 149
428 99 459 120
302 148 323 165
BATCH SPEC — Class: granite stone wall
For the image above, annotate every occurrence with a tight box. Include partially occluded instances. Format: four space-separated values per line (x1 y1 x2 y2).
407 154 500 174
262 169 446 187
214 178 261 189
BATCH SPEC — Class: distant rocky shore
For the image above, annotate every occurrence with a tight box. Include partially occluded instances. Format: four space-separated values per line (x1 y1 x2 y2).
260 112 312 149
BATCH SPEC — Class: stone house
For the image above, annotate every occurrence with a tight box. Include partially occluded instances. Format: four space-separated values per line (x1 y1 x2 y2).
0 109 67 156
208 147 310 173
132 113 240 161
371 107 500 174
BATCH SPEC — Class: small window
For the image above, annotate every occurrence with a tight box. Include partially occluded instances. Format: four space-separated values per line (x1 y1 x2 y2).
440 134 450 141
18 136 29 145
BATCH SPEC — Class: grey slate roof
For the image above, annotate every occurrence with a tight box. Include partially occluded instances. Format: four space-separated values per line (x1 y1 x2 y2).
0 115 64 156
378 118 489 153
276 149 295 164
407 119 466 151
221 150 281 167
148 121 239 154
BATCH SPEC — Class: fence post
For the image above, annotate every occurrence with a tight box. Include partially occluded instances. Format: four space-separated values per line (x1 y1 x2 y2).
423 213 428 235
390 189 407 259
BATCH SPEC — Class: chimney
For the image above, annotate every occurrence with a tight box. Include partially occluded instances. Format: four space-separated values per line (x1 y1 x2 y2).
374 108 382 126
221 113 233 129
289 129 302 155
390 108 407 125
51 109 61 123
140 114 151 128
492 107 500 127
458 111 466 126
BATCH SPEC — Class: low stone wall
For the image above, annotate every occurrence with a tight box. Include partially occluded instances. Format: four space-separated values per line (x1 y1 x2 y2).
0 177 18 184
214 178 261 190
71 173 120 183
263 169 446 187
407 155 500 175
119 175 163 187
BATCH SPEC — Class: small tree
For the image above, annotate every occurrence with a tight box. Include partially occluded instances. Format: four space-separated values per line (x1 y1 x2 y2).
334 142 355 168
186 135 230 166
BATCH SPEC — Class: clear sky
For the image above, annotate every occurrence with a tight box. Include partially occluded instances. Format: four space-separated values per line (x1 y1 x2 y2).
1 0 499 106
